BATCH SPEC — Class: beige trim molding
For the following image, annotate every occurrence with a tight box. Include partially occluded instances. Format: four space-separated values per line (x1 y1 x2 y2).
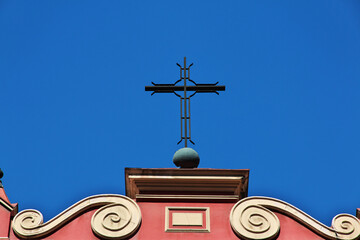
129 175 243 180
165 207 210 233
128 175 243 199
136 194 239 201
0 198 13 211
125 168 249 201
230 196 360 240
12 194 141 240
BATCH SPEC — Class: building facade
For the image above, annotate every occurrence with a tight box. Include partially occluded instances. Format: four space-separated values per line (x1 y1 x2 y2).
0 167 359 240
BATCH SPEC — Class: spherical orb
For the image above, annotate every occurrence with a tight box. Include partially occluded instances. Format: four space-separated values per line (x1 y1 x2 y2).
173 147 200 168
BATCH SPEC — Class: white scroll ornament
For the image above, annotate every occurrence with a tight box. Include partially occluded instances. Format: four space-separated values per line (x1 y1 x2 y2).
230 196 360 240
12 194 141 239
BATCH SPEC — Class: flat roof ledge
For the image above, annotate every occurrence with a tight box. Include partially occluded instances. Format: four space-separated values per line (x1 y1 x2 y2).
125 168 249 202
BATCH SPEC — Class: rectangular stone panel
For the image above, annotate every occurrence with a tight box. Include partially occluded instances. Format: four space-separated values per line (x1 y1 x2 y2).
172 212 203 226
165 207 210 232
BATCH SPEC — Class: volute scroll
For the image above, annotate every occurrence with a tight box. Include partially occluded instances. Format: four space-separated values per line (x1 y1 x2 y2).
230 196 360 240
12 194 142 239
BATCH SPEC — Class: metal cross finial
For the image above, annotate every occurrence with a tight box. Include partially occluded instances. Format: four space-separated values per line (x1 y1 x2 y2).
145 57 225 147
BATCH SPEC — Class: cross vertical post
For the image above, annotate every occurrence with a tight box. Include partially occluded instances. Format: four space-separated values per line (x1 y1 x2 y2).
183 57 188 147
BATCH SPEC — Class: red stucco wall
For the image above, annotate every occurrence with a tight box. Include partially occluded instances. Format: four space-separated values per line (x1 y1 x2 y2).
0 206 11 238
7 201 327 240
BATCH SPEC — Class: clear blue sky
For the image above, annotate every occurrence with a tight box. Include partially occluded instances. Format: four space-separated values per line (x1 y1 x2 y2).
0 1 359 225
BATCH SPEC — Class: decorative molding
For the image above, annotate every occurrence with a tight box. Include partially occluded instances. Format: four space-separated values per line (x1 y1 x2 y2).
165 207 210 233
129 175 243 180
91 201 141 240
128 175 243 199
230 197 280 240
125 168 249 201
12 194 141 239
230 196 360 240
136 194 239 201
0 198 14 211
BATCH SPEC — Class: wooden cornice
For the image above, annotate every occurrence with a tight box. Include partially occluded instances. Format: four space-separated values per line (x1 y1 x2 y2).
125 168 249 202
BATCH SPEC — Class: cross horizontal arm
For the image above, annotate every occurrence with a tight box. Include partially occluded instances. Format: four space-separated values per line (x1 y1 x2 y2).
145 85 225 92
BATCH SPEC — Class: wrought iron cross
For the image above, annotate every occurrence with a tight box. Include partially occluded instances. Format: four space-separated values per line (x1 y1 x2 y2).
145 57 225 147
